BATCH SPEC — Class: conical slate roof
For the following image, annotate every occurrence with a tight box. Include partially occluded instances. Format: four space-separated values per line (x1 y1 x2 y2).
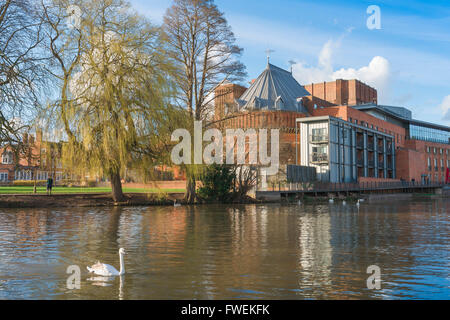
236 63 310 112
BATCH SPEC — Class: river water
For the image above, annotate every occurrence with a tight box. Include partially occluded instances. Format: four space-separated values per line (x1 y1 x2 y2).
0 198 448 299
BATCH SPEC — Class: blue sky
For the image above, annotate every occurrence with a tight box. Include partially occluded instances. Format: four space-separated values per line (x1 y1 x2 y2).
130 0 450 126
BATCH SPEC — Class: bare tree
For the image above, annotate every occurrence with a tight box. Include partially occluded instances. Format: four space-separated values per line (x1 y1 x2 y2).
162 0 246 203
0 0 47 147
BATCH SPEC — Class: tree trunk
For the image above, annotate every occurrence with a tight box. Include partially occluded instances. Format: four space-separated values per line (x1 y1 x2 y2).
110 170 125 202
185 176 196 204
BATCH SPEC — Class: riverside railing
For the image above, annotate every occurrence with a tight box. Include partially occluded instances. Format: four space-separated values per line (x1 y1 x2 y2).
271 180 446 192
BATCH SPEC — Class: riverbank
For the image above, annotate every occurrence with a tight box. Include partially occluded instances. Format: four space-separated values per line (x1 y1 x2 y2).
0 192 187 208
0 192 261 208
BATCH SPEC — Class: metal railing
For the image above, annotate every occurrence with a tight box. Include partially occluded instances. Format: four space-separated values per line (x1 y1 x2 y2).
269 181 447 192
309 135 328 144
310 153 328 164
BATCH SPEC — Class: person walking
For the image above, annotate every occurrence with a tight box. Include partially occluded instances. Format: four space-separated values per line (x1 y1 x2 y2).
47 177 53 195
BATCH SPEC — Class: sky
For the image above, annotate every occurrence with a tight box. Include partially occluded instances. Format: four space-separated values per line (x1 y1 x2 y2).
130 0 450 126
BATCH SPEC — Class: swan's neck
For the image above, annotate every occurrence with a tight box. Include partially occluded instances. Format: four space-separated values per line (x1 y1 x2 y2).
119 252 125 275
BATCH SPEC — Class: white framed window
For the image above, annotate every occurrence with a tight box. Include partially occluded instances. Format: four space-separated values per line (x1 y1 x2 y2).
0 172 8 181
2 152 13 164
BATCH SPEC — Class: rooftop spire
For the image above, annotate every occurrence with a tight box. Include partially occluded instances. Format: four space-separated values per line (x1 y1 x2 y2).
265 49 275 64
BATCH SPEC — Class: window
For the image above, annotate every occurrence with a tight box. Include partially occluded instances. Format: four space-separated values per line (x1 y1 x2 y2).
428 157 431 170
440 148 443 154
354 119 358 124
409 124 450 144
349 117 352 123
1 152 13 164
0 172 7 181
426 146 430 153
441 159 444 170
434 158 438 170
434 148 437 154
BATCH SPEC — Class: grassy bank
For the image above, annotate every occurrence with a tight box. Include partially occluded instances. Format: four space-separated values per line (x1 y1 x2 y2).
0 186 185 194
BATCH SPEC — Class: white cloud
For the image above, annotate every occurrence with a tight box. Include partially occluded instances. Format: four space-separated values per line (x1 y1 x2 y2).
439 95 450 122
292 39 391 102
332 56 390 93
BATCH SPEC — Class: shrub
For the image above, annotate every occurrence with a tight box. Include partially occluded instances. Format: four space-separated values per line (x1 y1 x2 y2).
13 180 47 186
86 180 97 187
198 164 235 203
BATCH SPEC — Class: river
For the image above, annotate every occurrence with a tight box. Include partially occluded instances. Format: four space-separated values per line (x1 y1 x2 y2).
0 197 448 299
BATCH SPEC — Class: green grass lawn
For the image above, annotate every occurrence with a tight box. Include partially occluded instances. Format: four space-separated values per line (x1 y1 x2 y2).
0 186 185 194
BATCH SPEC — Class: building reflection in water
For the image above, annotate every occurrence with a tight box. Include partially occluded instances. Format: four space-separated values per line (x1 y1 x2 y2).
297 207 332 294
0 197 448 299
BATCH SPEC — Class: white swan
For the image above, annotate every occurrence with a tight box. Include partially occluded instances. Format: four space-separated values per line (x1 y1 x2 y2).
329 198 334 203
87 248 126 276
174 199 181 207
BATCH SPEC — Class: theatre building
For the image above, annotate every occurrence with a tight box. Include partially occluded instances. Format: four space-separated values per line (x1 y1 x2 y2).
214 62 450 185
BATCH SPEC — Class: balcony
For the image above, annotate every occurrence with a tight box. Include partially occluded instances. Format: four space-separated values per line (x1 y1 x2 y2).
310 153 328 164
309 134 329 144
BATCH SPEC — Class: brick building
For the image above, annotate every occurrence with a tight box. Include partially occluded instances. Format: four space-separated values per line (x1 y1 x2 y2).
304 79 377 106
0 131 65 183
213 62 450 185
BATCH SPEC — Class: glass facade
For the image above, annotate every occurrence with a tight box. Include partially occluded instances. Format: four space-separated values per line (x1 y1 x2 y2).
409 124 450 144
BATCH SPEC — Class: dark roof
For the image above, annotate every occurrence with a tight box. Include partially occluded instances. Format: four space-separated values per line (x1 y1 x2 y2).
237 63 310 112
352 103 450 132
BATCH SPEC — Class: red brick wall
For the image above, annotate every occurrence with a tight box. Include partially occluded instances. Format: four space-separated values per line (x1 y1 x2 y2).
304 79 377 106
214 83 247 121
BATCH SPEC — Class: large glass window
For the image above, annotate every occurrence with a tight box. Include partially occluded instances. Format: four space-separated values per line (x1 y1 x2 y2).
409 124 450 144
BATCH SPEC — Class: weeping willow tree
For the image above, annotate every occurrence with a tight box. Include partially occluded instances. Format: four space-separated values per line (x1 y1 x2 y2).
43 0 184 201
